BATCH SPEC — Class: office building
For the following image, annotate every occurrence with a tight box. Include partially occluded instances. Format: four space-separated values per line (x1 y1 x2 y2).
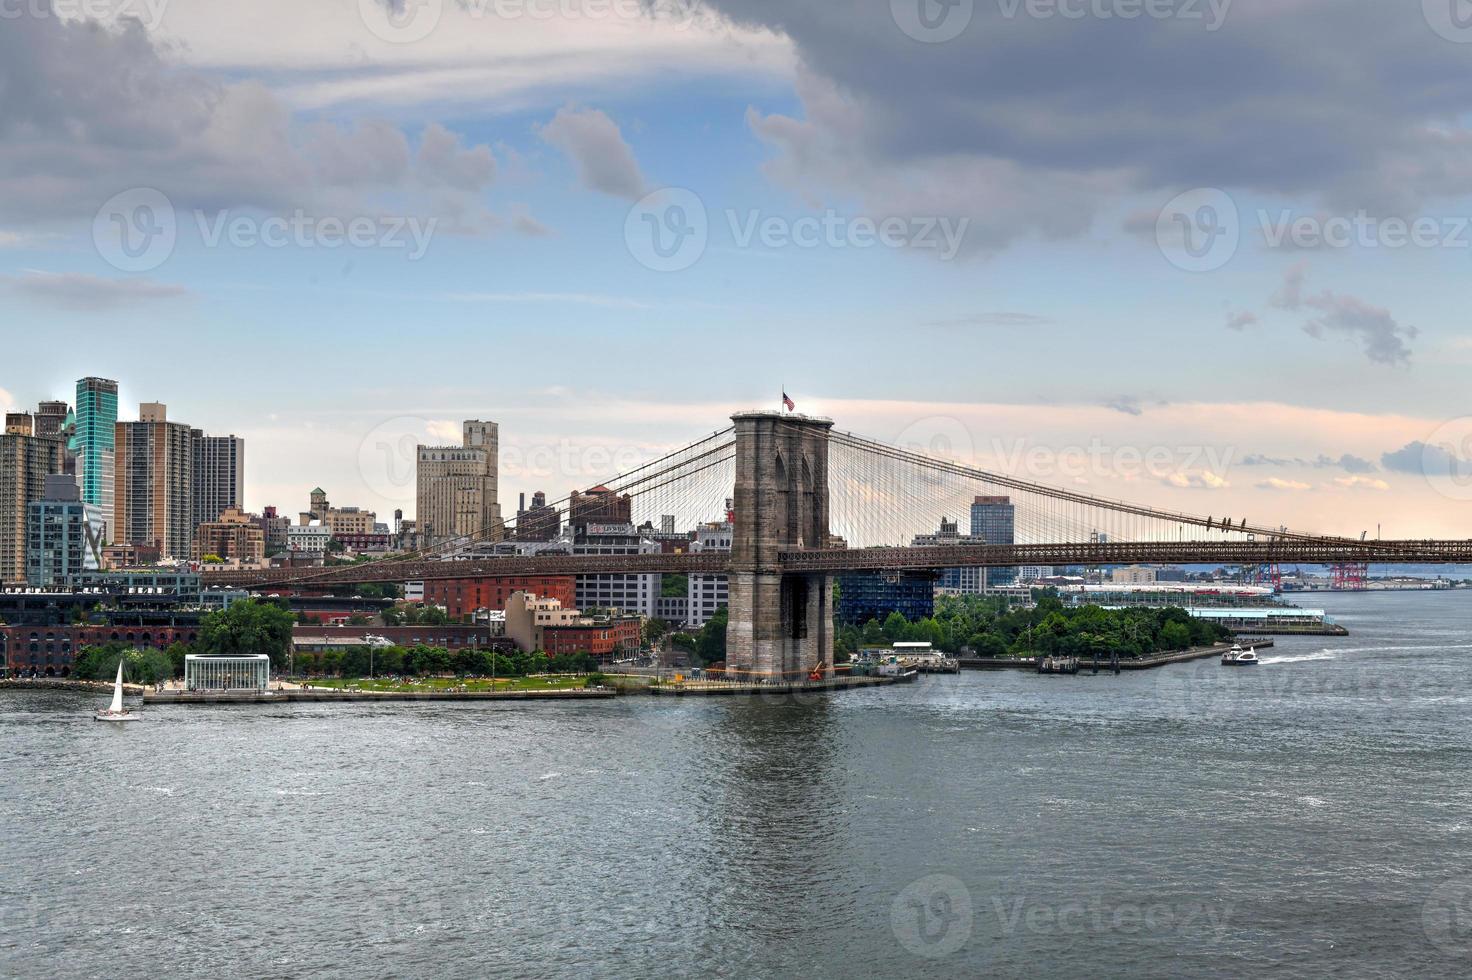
191 430 244 529
514 490 561 541
26 474 105 586
970 495 1017 587
568 485 631 536
687 519 731 627
572 523 659 617
912 516 984 593
836 571 937 626
114 402 194 559
416 420 502 545
33 401 69 439
288 522 332 555
194 507 266 566
74 378 118 524
0 417 65 584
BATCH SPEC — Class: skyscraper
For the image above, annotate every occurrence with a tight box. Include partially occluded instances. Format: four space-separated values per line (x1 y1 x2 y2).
74 377 118 526
33 401 69 439
970 495 1017 587
115 402 194 559
26 474 105 586
191 430 244 529
416 420 502 545
0 416 64 584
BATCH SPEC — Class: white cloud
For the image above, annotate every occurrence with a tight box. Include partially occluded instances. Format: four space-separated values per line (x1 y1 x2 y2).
1256 478 1313 492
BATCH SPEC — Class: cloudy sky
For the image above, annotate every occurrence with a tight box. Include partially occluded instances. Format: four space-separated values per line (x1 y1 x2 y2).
3 0 1472 538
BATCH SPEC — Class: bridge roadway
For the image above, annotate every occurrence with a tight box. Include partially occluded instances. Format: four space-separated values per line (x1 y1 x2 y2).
203 539 1472 589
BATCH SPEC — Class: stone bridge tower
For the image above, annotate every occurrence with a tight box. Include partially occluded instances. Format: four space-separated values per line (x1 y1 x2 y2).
726 411 835 680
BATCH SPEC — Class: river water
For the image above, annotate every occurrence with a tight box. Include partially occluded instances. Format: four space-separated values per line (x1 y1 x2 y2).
3 591 1471 978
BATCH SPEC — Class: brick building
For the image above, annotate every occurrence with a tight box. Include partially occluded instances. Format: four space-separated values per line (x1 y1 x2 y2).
424 575 577 620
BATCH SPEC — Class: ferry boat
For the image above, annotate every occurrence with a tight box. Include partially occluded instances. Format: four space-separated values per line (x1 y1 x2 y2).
1221 644 1259 666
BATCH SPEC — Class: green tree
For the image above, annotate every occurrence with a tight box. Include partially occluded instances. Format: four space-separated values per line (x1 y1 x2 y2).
1160 621 1192 651
693 607 728 665
198 599 296 669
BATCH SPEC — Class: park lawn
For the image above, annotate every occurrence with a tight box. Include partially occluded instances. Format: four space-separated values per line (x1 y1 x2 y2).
309 675 591 692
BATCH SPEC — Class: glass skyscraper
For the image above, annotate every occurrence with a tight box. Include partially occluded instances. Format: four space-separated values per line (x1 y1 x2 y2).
73 377 118 530
970 495 1017 587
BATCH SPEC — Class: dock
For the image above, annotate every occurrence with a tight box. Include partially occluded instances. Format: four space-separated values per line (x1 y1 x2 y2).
142 687 617 704
644 673 912 696
958 639 1276 673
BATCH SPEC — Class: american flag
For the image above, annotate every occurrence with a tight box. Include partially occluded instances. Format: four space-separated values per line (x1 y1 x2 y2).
782 391 795 411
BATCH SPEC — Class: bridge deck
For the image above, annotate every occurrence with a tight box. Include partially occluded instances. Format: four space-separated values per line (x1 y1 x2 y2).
203 539 1472 588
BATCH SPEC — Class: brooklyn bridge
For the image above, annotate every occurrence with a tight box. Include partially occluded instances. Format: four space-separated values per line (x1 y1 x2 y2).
205 412 1472 679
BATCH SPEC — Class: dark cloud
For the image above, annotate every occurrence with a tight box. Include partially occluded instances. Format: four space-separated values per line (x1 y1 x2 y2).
1104 396 1144 416
1382 440 1472 478
4 271 188 311
538 105 647 201
704 1 1472 250
0 12 499 228
1240 452 1379 474
1270 263 1415 365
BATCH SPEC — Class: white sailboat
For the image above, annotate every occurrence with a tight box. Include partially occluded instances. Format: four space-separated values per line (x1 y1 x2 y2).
94 657 141 722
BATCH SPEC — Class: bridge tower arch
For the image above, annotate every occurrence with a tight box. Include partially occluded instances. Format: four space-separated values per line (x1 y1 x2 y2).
726 411 835 679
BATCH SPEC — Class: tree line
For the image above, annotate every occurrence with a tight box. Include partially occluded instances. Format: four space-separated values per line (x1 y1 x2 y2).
834 590 1230 659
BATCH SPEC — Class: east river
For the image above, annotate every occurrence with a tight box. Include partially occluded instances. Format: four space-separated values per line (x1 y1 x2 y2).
3 591 1471 978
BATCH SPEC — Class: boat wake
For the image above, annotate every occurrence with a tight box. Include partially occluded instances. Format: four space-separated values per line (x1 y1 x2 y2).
1258 651 1339 665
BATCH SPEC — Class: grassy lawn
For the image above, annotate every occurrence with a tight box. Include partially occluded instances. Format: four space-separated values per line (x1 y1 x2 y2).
307 675 594 693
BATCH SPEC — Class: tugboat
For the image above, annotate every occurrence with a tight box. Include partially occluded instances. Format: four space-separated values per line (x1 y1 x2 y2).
1221 644 1259 666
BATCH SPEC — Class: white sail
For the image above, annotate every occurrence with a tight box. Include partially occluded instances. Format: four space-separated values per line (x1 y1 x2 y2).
109 658 125 714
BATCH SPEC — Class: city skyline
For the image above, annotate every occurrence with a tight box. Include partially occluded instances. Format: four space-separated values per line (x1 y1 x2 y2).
3 3 1472 537
2 372 1469 539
